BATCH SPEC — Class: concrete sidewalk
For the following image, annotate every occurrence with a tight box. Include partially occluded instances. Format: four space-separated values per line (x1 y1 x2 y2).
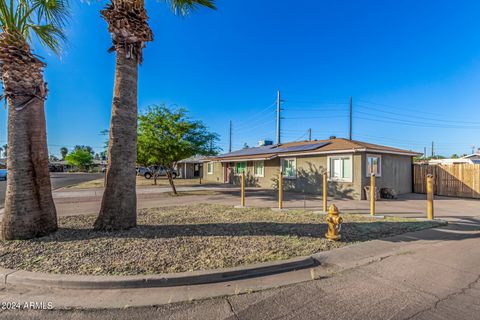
0 215 478 319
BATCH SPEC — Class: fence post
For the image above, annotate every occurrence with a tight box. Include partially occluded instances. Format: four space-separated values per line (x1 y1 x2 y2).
278 171 283 209
370 173 376 216
427 174 434 220
241 171 245 208
323 172 328 212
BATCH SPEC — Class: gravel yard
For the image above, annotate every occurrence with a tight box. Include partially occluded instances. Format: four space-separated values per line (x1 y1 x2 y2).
0 204 443 276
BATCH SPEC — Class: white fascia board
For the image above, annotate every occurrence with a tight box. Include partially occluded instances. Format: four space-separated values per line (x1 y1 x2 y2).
219 156 277 163
363 148 421 156
277 149 357 157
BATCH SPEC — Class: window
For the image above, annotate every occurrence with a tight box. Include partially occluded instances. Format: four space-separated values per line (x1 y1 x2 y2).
207 162 214 175
235 162 247 175
253 161 264 177
328 155 353 182
282 158 297 178
366 154 382 177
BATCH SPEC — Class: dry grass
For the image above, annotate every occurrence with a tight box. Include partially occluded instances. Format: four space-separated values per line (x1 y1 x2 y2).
0 204 444 276
67 176 220 189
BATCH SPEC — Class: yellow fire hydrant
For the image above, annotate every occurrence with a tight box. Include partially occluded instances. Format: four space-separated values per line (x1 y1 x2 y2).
325 204 343 241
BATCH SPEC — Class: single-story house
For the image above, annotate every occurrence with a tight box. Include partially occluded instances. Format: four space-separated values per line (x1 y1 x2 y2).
428 158 479 165
203 138 421 200
176 156 209 179
462 150 480 164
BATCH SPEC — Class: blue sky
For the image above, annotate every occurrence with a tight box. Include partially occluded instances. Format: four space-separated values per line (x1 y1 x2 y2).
1 0 480 157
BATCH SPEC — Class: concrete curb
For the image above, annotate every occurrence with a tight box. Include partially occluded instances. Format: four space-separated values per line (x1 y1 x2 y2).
1 256 317 290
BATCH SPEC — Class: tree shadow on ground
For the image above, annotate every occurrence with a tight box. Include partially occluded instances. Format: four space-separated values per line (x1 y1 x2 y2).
270 163 356 199
231 171 260 187
29 221 448 243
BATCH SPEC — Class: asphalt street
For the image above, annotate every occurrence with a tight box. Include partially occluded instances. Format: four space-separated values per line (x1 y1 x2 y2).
0 172 103 209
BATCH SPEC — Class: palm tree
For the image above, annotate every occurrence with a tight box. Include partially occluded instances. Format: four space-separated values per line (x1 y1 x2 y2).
94 0 215 230
0 0 69 240
60 146 68 160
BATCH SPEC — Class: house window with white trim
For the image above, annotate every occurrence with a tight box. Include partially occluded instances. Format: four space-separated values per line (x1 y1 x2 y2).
235 162 247 175
366 154 382 177
253 161 264 177
207 162 214 175
282 158 297 178
328 155 352 182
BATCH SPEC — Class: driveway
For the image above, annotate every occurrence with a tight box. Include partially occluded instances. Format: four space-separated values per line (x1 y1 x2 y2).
51 186 479 222
0 172 104 209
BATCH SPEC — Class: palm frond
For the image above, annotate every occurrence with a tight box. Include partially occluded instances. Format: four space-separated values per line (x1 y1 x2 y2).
166 0 216 16
0 0 69 56
28 23 65 55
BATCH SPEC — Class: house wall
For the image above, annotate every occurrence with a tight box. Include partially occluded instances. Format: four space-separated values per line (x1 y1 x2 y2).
203 161 224 182
286 154 363 199
203 153 413 200
360 153 413 198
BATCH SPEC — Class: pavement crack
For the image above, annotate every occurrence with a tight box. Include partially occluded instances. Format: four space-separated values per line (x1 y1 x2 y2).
432 273 480 310
226 297 240 320
403 273 480 320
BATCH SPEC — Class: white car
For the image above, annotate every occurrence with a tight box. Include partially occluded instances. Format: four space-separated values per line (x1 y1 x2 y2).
0 169 6 181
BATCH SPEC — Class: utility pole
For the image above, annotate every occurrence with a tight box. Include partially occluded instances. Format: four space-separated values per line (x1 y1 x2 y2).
349 96 353 140
431 141 435 158
229 120 232 153
308 128 312 141
276 90 281 145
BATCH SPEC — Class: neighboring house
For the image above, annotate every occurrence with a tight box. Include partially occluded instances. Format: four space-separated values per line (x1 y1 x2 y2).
462 150 480 164
428 158 477 165
203 138 421 200
49 159 107 172
176 156 209 179
0 158 5 169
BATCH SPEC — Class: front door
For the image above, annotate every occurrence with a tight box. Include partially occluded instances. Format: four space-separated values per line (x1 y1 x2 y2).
224 163 229 183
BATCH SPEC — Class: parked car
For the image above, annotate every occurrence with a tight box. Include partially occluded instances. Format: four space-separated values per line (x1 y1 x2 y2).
0 169 7 181
137 166 177 179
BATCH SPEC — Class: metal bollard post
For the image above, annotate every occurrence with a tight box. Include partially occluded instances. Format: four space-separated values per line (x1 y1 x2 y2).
323 172 328 212
370 173 376 216
427 174 434 220
278 171 283 209
241 171 245 208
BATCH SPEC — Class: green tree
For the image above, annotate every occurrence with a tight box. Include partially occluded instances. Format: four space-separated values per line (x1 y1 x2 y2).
65 149 94 171
137 105 219 194
1 144 6 158
60 147 68 160
0 0 69 240
74 145 94 155
96 0 216 231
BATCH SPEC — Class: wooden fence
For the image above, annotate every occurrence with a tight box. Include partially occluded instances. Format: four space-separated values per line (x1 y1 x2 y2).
413 164 480 199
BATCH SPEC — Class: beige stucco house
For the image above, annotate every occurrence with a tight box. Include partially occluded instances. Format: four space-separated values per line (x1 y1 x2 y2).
203 138 420 200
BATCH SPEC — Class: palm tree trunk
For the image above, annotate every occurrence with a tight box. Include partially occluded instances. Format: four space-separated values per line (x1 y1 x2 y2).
1 74 57 240
94 47 138 230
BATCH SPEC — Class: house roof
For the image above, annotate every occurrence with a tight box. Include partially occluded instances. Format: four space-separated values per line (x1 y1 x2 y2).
213 138 421 162
177 155 212 164
462 153 480 159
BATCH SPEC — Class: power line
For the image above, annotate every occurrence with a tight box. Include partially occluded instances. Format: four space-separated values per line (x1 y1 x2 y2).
355 114 480 130
356 103 480 125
